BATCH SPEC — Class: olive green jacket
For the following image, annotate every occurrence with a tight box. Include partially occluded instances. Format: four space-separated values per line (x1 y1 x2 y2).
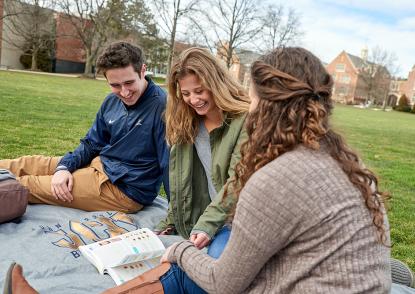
156 114 247 239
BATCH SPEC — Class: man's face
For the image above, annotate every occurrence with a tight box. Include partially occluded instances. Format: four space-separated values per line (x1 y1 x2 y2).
105 64 147 106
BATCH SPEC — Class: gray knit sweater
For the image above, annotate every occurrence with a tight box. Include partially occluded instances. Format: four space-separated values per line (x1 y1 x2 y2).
167 146 391 293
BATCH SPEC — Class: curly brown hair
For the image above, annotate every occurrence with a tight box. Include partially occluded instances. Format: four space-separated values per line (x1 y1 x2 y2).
226 47 388 245
96 41 145 77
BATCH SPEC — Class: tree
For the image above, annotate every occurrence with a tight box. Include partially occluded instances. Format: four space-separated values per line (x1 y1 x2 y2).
106 0 162 73
259 4 302 52
1 0 56 71
359 46 398 109
106 0 158 40
151 0 199 77
56 0 156 77
57 0 115 77
192 0 263 69
19 37 54 71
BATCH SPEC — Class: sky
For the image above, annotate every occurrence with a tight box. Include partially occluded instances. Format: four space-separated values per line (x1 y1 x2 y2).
285 0 415 77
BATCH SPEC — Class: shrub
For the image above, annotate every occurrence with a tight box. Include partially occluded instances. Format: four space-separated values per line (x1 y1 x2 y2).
395 94 412 112
19 37 54 72
20 48 52 72
398 94 410 106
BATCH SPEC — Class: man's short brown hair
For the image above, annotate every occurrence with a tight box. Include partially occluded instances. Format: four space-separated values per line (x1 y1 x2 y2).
96 42 145 77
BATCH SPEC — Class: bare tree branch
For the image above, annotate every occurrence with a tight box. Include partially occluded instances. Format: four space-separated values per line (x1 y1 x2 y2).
257 5 303 52
151 0 200 76
190 0 263 68
56 0 124 77
359 46 399 109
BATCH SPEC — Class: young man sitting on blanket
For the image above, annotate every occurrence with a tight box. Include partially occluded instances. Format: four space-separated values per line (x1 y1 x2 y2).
0 42 169 213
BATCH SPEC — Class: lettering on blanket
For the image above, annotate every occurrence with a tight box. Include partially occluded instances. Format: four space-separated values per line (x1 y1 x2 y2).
38 212 138 258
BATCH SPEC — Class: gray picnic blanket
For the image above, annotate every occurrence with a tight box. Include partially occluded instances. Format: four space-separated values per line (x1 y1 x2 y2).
0 169 15 181
0 197 184 293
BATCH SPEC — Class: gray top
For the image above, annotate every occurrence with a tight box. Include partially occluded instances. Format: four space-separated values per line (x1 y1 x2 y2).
167 146 391 293
194 121 217 201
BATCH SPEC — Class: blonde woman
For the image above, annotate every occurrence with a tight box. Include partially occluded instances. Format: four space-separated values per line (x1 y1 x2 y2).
155 47 249 251
6 47 411 294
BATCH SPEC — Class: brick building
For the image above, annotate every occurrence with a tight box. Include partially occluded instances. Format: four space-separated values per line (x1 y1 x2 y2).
388 79 405 106
383 66 415 106
326 49 391 105
400 65 415 104
0 0 85 73
53 13 86 73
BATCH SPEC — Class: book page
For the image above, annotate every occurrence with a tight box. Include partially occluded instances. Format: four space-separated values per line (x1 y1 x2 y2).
119 229 165 265
106 257 161 285
79 228 165 272
79 243 103 273
80 235 129 271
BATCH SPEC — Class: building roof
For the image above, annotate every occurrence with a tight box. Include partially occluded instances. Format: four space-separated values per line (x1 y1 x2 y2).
346 53 367 69
346 52 390 76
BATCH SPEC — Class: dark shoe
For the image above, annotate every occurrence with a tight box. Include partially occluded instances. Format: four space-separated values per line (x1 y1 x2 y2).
2 263 38 294
391 258 414 288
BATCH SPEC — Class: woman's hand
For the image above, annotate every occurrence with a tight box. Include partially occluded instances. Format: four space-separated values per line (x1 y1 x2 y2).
190 232 210 249
161 243 178 263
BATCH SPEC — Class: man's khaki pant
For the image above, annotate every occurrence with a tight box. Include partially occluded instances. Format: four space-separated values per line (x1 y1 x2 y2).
0 156 142 213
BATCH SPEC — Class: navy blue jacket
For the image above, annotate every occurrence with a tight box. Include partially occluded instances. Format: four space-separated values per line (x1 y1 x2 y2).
59 78 169 205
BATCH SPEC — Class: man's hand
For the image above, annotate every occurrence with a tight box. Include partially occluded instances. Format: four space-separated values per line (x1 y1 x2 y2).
51 170 74 202
190 232 210 249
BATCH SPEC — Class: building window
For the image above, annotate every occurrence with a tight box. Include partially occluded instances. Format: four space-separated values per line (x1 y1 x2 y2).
337 87 348 96
341 75 350 83
336 64 345 72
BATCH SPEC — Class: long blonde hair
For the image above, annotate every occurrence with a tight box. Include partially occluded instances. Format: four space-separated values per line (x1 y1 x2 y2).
166 47 250 145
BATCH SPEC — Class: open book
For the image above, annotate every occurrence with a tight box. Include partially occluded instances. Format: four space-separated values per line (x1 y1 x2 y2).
79 228 165 285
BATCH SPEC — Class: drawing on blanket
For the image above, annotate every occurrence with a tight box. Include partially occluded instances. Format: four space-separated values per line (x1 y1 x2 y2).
38 212 139 259
0 197 175 294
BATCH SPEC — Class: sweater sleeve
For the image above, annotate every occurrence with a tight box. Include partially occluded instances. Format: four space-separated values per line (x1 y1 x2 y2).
168 166 310 294
190 126 248 238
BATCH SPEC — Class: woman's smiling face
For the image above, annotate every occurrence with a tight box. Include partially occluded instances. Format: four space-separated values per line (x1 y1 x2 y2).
179 74 218 117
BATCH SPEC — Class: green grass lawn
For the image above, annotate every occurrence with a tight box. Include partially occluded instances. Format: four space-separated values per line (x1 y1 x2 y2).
1 71 414 269
332 105 415 269
152 76 166 85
